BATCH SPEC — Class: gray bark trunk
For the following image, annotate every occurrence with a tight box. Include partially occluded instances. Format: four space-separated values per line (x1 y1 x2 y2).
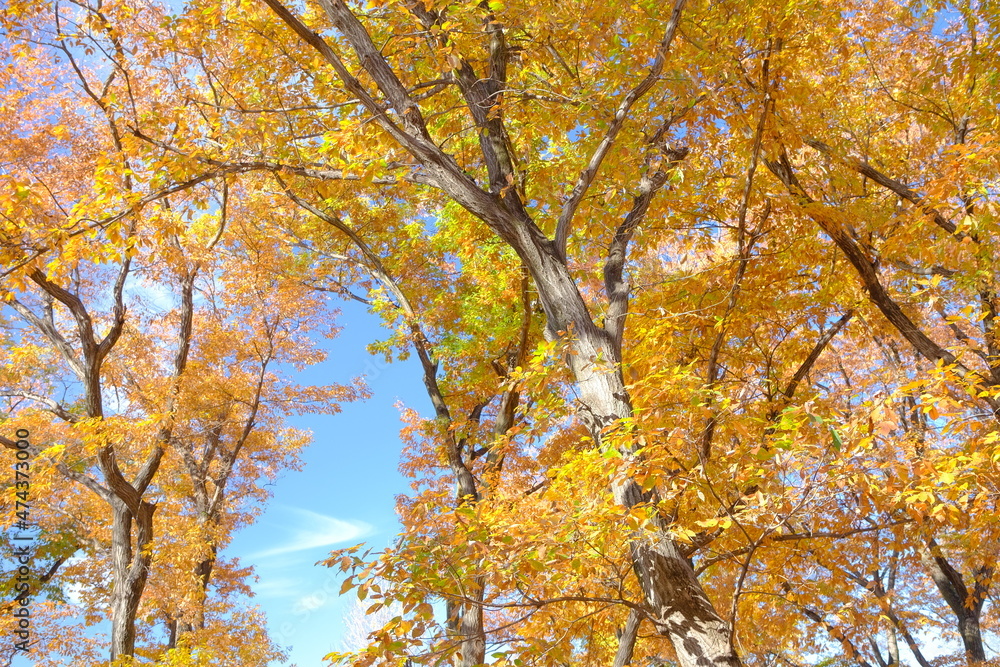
613 609 642 667
450 576 486 667
958 616 986 664
506 236 738 666
919 543 987 664
526 246 739 667
887 627 899 667
109 500 156 661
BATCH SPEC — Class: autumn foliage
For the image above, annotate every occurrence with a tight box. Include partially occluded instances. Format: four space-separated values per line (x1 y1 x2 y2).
2 0 1000 665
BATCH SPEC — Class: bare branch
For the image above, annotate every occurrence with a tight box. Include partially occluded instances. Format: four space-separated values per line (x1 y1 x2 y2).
780 584 876 667
0 392 78 423
5 296 85 381
603 146 689 359
765 149 993 402
554 0 687 258
612 608 642 667
804 139 969 242
783 310 855 399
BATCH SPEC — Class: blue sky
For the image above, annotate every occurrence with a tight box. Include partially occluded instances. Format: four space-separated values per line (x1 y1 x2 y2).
223 298 427 667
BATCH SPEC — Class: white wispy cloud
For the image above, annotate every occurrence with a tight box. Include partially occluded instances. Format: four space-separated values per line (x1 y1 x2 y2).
124 280 176 313
248 507 373 559
248 576 304 599
294 592 330 613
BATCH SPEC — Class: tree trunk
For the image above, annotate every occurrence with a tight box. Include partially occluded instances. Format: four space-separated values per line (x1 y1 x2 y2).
166 617 178 650
109 500 156 661
919 541 987 664
613 609 641 667
516 239 740 667
191 550 216 630
172 548 218 643
958 615 986 664
449 576 486 667
614 480 739 667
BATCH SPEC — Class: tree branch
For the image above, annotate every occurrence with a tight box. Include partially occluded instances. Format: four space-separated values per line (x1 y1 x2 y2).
0 392 78 423
4 297 85 381
554 0 688 259
765 149 993 403
782 310 855 399
612 608 642 667
803 139 969 242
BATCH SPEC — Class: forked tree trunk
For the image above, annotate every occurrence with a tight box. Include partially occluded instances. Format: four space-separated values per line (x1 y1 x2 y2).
520 237 740 667
110 500 156 661
920 543 989 664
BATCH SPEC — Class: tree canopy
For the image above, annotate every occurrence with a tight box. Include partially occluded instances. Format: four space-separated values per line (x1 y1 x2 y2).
2 0 1000 665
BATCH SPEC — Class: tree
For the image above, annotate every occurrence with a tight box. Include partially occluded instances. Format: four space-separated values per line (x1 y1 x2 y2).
270 189 537 667
0 7 359 663
176 0 999 663
4 0 1000 664
132 0 742 660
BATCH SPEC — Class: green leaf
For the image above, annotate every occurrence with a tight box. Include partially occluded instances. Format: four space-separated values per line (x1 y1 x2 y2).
830 427 843 451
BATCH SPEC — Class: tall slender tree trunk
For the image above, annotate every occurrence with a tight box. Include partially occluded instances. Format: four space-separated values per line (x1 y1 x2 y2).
613 609 642 667
191 549 216 631
170 547 218 645
450 576 486 667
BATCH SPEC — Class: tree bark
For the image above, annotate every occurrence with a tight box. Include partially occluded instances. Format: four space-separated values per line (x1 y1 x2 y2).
919 542 988 664
109 499 156 661
516 238 739 667
613 609 642 667
15 265 193 661
177 548 217 637
451 576 487 667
